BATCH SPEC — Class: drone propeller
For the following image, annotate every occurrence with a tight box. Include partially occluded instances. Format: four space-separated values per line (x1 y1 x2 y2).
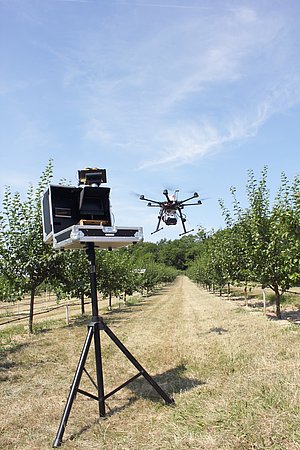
131 191 144 198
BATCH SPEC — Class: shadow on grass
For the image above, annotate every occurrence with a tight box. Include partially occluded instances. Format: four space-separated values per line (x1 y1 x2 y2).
126 363 205 403
0 342 29 381
282 310 300 324
267 309 300 325
66 364 205 444
209 327 228 335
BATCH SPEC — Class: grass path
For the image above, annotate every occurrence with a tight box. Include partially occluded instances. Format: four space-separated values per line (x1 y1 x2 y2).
1 276 300 449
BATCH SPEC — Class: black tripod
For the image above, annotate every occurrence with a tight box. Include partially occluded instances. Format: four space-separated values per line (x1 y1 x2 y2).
52 242 174 448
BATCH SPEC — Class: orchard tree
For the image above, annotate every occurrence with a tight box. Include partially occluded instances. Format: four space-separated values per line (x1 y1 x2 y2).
96 250 135 309
0 160 63 332
158 235 198 270
219 185 254 300
264 172 300 315
208 229 232 295
0 273 23 302
135 260 177 294
220 168 300 318
54 249 90 315
127 241 160 263
188 231 215 290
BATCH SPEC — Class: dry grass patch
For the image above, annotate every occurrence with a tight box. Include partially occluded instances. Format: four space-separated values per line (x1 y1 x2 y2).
1 277 300 449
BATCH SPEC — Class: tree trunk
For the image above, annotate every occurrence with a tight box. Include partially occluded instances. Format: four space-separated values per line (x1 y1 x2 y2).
244 283 248 307
262 287 266 315
274 284 282 319
80 292 85 316
227 282 231 300
29 286 35 334
108 292 112 310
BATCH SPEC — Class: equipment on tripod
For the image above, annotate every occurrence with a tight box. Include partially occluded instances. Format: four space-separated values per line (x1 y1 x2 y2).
42 168 142 249
140 189 202 235
41 168 174 448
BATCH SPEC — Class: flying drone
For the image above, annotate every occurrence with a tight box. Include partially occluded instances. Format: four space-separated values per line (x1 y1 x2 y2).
140 189 202 236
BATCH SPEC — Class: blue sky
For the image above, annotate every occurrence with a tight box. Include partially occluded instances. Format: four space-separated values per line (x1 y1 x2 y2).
1 0 299 241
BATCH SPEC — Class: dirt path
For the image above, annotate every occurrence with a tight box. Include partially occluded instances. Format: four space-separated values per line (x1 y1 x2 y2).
1 276 300 450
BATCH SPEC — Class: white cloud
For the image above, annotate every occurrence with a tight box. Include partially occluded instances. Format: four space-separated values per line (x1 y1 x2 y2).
141 73 300 169
30 2 300 168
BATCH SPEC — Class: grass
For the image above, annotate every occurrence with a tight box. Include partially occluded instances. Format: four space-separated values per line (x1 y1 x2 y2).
1 277 300 449
273 292 300 309
125 295 141 306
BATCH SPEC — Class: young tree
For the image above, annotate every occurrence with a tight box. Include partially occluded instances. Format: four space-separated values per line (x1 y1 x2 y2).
220 168 300 318
96 250 135 309
54 249 90 315
158 235 198 271
219 185 254 299
265 172 300 316
0 160 63 332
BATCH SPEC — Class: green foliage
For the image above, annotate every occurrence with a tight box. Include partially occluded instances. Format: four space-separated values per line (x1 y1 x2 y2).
95 248 178 305
2 162 297 326
128 235 199 271
189 167 300 318
52 249 90 315
126 241 160 263
96 250 138 308
0 274 23 302
0 160 58 289
125 242 179 294
135 260 177 294
0 160 64 331
157 235 198 270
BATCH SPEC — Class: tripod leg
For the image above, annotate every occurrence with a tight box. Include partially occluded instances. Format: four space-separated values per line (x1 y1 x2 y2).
103 323 174 404
92 322 106 417
52 326 94 448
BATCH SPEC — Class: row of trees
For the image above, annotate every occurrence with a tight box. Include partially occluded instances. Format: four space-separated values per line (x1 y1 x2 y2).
188 168 300 318
0 161 177 332
0 162 299 328
55 248 178 312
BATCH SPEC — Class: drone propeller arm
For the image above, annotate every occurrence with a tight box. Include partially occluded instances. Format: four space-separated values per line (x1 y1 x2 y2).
180 201 202 206
163 190 171 202
140 195 161 205
179 193 199 204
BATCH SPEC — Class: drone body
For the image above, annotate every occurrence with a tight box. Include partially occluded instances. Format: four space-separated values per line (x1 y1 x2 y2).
140 189 202 235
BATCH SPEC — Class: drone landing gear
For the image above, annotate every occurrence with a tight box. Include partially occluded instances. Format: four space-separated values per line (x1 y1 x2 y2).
151 214 163 234
151 227 163 235
179 228 194 236
177 208 193 236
